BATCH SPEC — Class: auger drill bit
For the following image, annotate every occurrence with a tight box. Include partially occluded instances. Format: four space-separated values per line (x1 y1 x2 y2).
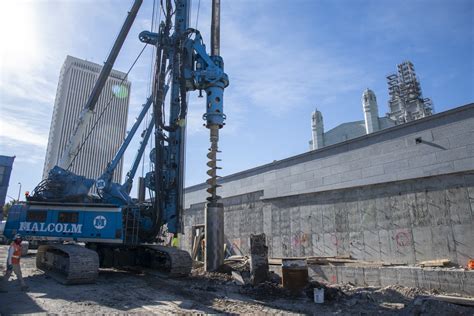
206 126 222 202
204 125 224 272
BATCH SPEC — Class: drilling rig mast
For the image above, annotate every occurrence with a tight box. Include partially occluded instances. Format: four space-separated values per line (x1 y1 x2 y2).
4 0 229 282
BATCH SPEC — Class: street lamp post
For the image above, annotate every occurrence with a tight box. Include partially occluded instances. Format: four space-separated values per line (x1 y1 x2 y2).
17 182 22 201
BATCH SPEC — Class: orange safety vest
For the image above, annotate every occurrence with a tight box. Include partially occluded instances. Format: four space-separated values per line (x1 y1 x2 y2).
11 242 21 264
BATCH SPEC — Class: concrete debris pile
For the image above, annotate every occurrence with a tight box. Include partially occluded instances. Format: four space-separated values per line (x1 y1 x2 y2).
224 255 250 272
188 261 474 315
239 281 293 300
191 234 472 314
304 281 346 302
2 245 471 315
409 298 474 316
191 266 234 284
336 284 429 307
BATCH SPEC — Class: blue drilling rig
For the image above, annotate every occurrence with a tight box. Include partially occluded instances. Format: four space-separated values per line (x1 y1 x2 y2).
4 0 228 283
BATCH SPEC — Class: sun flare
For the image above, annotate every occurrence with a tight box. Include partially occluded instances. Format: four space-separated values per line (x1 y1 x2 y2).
0 1 42 74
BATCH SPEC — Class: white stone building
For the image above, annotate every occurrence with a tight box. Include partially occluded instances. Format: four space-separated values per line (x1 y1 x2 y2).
309 61 434 150
309 89 396 150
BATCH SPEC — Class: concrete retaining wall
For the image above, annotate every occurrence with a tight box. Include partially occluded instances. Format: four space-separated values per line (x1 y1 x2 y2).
185 103 474 207
183 172 474 267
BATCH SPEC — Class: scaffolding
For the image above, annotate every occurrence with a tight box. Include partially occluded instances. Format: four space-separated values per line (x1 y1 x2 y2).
386 61 433 124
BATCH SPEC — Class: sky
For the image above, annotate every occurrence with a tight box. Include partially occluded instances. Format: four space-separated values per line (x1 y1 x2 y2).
0 0 473 203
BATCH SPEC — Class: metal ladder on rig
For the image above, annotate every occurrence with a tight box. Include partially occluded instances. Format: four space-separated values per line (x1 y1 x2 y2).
123 208 140 244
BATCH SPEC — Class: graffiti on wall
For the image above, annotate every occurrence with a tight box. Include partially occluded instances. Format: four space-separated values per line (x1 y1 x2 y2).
291 232 310 248
394 229 412 247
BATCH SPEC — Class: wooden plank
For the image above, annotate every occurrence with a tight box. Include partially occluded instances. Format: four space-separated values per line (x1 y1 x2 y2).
306 255 351 260
381 262 408 266
429 295 474 307
268 258 282 265
309 258 359 264
307 258 408 266
192 233 204 261
270 257 307 260
267 256 409 267
225 255 247 262
418 259 450 267
191 235 199 260
232 271 246 285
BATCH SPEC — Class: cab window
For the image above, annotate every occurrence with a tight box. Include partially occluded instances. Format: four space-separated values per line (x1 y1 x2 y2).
26 210 47 222
58 212 79 223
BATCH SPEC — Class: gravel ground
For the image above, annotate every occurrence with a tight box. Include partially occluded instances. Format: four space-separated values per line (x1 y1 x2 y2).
0 245 473 315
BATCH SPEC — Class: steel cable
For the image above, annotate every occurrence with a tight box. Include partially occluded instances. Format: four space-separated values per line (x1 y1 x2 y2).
67 44 149 171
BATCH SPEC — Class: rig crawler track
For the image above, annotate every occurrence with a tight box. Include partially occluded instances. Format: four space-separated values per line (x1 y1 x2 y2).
144 245 192 277
36 244 99 284
35 243 192 285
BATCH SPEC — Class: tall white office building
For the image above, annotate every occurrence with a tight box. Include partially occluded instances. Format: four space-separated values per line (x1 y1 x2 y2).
43 55 131 184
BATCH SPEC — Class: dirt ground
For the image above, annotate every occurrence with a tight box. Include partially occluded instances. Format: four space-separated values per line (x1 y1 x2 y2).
0 245 473 315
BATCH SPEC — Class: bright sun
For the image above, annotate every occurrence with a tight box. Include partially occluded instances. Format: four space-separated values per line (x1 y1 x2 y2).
0 1 42 74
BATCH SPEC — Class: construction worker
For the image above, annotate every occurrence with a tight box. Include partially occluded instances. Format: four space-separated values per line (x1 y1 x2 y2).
2 234 28 291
